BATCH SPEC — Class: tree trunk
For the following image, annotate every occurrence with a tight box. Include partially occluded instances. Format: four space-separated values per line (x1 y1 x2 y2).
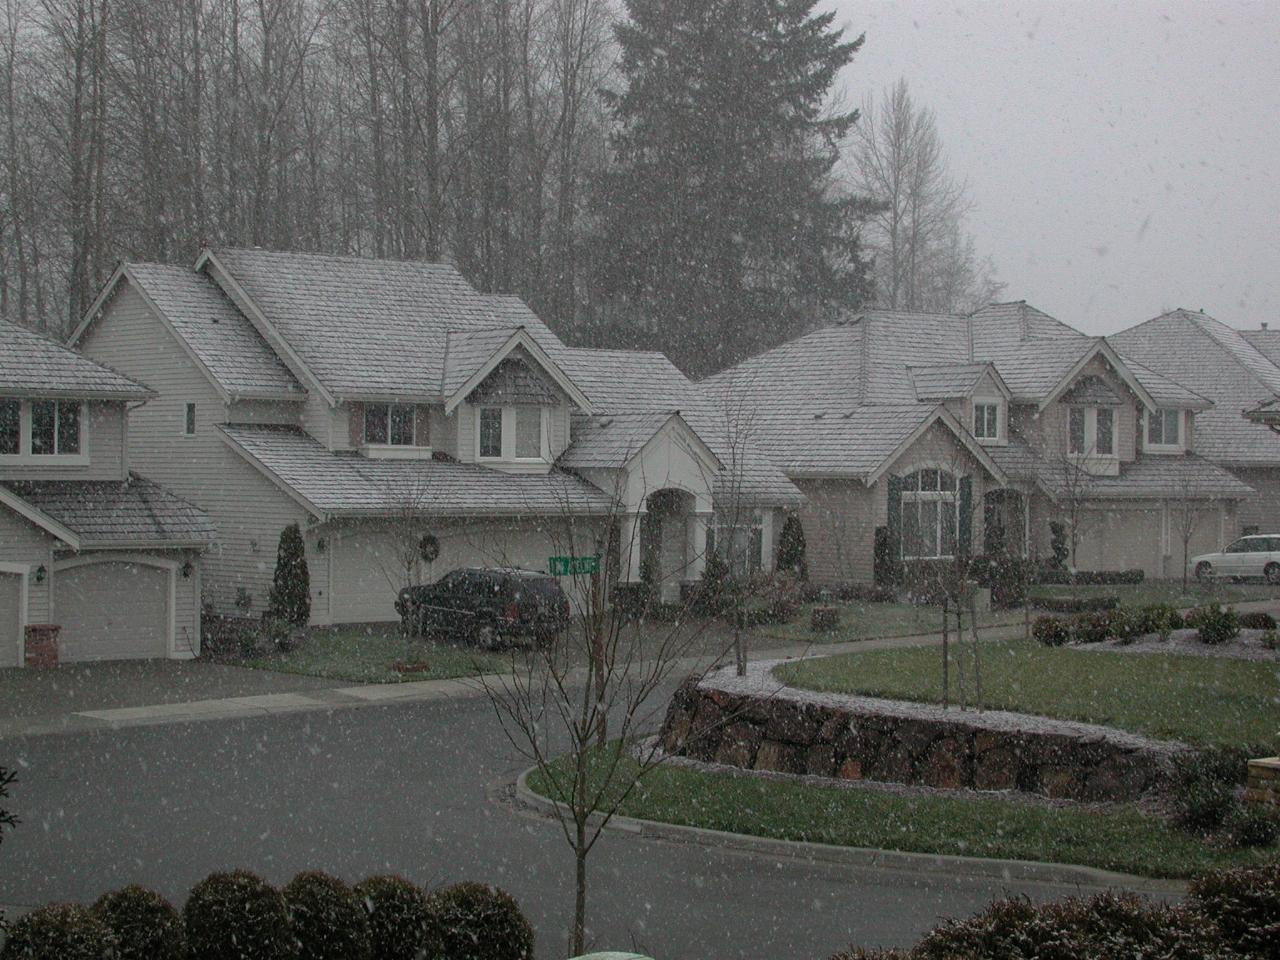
572 833 587 957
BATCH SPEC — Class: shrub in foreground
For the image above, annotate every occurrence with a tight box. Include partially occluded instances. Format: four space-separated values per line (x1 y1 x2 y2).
0 903 118 960
1186 860 1280 957
183 870 296 960
1186 603 1240 645
283 872 369 960
1223 805 1280 849
1171 748 1247 833
1138 603 1183 639
428 882 534 960
354 876 439 960
92 884 186 960
1070 610 1113 644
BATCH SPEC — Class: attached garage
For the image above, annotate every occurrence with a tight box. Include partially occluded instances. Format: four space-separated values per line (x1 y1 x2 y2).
1074 504 1163 576
0 567 25 668
55 559 171 662
328 530 405 623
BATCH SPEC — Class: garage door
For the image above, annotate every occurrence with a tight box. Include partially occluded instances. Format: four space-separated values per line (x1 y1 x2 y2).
330 532 406 623
0 572 21 668
57 562 169 661
1075 508 1162 577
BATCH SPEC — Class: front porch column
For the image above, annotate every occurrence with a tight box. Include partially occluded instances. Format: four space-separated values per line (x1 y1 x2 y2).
620 510 645 582
686 508 713 581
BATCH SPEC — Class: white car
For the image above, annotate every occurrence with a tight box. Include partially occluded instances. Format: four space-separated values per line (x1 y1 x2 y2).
1190 535 1280 583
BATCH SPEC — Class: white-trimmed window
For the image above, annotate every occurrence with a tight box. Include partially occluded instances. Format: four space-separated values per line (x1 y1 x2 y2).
1 398 86 461
973 402 1000 441
364 403 417 446
1067 406 1114 457
901 468 958 559
709 512 764 576
1147 409 1181 448
183 402 197 436
477 405 546 462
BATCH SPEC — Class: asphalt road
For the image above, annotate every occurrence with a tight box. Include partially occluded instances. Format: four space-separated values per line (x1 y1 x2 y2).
0 695 1099 959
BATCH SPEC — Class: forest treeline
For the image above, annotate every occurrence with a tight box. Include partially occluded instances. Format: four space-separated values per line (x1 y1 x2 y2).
0 0 998 376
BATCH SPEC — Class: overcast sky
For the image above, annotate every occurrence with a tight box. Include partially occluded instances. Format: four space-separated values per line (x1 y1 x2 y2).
827 0 1280 335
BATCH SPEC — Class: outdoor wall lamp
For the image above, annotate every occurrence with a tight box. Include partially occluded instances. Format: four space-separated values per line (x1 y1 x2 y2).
34 565 46 583
316 537 327 554
181 561 194 579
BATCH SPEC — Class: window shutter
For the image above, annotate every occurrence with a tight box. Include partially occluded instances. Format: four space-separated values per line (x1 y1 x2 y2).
886 475 904 561
958 476 973 557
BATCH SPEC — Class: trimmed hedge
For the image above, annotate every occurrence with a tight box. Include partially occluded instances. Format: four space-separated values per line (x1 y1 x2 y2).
1036 567 1145 586
1032 615 1071 647
353 876 439 960
283 871 370 960
428 882 534 960
183 870 296 960
1186 603 1240 645
0 904 118 960
1186 861 1280 957
1239 611 1278 631
92 885 186 960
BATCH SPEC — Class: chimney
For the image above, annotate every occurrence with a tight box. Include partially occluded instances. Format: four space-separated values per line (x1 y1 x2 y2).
1263 322 1270 331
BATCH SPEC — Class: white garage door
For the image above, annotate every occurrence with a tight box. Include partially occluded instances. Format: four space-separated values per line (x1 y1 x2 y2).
330 532 406 623
57 562 169 662
0 572 21 668
1075 508 1162 577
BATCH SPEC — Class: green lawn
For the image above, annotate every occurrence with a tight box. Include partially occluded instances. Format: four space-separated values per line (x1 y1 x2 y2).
1027 580 1280 607
244 627 508 684
527 753 1273 879
776 639 1280 750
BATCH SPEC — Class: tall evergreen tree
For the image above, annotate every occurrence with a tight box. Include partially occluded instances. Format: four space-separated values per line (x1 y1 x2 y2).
591 0 874 377
267 523 311 626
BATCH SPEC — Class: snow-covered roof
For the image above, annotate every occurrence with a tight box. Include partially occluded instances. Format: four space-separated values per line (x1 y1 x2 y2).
220 423 614 517
0 318 152 400
1 475 215 548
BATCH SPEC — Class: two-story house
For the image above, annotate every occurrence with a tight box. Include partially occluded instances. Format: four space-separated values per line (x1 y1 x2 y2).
704 301 1252 583
70 249 799 626
0 320 212 666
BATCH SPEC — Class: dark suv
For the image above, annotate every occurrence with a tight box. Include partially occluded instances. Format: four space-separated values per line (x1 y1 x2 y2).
395 567 572 647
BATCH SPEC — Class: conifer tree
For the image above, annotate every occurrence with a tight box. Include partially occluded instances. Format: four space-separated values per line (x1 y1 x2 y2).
267 523 311 626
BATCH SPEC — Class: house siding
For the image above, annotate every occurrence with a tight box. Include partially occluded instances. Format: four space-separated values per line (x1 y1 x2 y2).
793 479 876 583
226 399 300 426
1228 466 1280 535
0 400 128 481
78 279 315 618
0 509 55 623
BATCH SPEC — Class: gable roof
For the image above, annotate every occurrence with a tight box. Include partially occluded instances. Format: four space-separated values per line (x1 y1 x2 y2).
73 263 305 401
440 325 591 414
1111 309 1280 465
0 317 152 400
0 474 215 548
1241 328 1280 368
197 249 577 405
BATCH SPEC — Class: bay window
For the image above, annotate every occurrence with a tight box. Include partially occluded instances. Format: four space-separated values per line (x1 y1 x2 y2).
1147 409 1181 448
709 513 764 576
900 469 958 559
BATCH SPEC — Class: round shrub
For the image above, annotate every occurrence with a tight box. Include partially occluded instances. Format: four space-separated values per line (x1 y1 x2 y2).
353 876 439 960
428 882 534 960
0 903 118 960
1223 805 1280 849
1190 603 1240 645
1107 607 1143 643
283 872 369 960
92 885 186 960
1171 749 1245 833
1239 610 1277 631
1262 628 1279 651
1032 615 1070 647
1070 610 1113 644
1187 861 1280 956
1138 603 1182 639
183 870 296 960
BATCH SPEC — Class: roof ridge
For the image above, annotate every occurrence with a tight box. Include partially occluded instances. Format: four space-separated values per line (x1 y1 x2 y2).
213 246 460 272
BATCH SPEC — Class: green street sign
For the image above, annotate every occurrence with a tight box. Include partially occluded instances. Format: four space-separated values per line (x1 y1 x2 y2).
549 555 600 576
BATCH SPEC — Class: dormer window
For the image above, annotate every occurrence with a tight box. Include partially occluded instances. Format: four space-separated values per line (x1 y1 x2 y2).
1147 409 1181 448
1068 406 1114 457
973 402 999 442
364 403 417 446
477 405 546 462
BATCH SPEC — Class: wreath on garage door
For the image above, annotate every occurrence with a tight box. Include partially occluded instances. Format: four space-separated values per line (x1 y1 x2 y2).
419 534 440 563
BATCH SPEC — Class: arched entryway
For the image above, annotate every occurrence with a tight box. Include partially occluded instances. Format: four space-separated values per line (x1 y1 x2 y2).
640 488 697 604
983 488 1028 556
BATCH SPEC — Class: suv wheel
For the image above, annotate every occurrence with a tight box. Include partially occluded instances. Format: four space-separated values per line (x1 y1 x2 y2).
1195 561 1213 582
1265 562 1280 585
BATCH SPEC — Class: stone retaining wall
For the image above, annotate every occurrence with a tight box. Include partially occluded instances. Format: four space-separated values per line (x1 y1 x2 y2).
659 663 1183 803
1247 758 1280 807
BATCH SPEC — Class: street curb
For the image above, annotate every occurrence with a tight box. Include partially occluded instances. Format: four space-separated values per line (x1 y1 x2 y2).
513 768 1188 895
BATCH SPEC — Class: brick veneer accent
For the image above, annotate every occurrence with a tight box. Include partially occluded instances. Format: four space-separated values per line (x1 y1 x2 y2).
24 623 60 668
1246 757 1280 807
660 662 1186 804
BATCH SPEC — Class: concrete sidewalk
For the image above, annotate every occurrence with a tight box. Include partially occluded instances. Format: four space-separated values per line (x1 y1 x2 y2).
0 598 1273 740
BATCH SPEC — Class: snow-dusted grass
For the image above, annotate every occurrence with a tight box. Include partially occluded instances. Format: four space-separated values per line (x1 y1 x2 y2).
527 751 1272 879
776 639 1280 750
244 627 507 684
